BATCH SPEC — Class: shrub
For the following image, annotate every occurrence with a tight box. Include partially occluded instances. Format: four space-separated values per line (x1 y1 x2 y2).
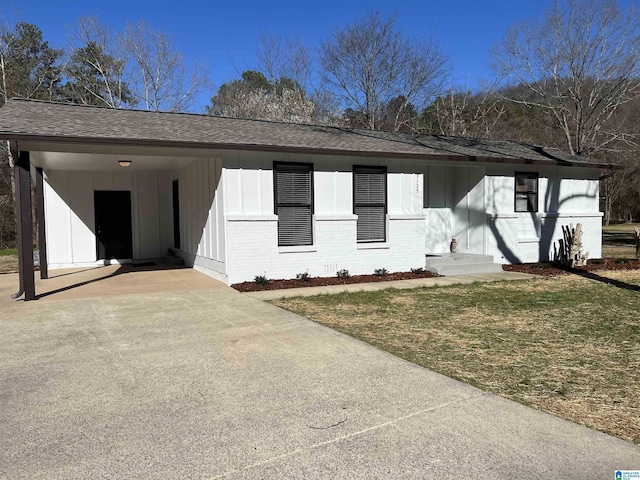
336 269 350 279
411 267 426 274
296 272 311 282
254 275 269 286
373 268 388 276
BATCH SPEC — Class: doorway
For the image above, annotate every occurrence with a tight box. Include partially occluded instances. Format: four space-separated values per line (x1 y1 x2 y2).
94 191 133 260
172 179 181 249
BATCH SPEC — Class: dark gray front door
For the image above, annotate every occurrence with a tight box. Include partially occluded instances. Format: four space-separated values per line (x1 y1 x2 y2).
94 191 133 260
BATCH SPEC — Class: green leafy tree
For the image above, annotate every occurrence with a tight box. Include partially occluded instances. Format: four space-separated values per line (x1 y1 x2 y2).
0 21 63 105
63 40 133 107
62 17 132 108
206 70 315 123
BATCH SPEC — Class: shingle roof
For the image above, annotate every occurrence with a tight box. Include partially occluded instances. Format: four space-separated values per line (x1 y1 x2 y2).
0 98 607 167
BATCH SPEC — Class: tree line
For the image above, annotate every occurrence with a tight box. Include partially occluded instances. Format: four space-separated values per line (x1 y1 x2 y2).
1 0 639 248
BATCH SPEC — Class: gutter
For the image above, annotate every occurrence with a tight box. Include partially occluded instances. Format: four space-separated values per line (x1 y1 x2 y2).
0 132 609 169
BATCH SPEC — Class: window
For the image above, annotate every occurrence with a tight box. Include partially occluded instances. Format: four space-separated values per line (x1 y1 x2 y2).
354 166 387 242
515 172 538 212
274 162 313 246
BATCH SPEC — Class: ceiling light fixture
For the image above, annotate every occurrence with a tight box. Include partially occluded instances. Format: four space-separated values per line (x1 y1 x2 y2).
118 160 132 167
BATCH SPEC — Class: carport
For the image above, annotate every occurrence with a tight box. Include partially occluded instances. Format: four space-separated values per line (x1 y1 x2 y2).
5 136 206 301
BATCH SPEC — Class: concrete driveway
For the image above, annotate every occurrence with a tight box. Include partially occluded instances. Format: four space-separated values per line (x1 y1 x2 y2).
1 272 638 479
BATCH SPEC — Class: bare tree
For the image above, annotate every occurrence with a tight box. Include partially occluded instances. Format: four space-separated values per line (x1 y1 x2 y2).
63 16 131 108
493 0 640 156
256 32 312 91
319 12 448 131
432 81 507 137
123 21 210 112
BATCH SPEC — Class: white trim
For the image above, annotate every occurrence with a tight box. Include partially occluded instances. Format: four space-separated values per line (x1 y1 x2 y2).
518 237 540 243
278 245 318 253
487 213 519 219
539 212 604 218
193 264 228 284
357 242 390 250
226 214 278 222
388 214 426 221
315 215 357 221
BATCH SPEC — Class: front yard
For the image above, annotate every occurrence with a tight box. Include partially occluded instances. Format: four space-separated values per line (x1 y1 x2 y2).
271 270 640 445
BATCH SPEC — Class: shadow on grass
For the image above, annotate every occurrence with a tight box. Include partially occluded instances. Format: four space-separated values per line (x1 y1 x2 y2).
561 266 640 293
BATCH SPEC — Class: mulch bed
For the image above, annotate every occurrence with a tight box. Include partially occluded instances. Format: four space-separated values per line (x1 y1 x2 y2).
503 257 640 276
232 270 440 292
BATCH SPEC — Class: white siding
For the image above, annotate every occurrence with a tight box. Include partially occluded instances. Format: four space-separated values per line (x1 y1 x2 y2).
223 153 426 285
485 165 602 263
173 157 226 282
44 170 173 269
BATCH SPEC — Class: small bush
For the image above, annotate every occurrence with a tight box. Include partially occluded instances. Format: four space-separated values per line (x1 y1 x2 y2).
373 268 388 276
336 269 350 279
411 267 426 274
254 275 269 286
296 272 311 282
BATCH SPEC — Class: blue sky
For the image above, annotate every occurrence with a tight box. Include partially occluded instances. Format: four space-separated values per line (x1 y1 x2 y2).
8 0 623 111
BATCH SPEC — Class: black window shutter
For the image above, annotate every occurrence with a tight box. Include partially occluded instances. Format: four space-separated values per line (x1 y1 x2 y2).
275 163 313 246
354 166 386 242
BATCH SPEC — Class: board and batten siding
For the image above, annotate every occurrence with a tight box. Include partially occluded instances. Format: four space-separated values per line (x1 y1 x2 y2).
419 165 487 255
484 165 602 263
173 157 226 282
43 170 174 269
222 151 426 285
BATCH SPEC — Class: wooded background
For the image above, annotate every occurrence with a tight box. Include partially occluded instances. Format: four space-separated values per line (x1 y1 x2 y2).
1 0 639 249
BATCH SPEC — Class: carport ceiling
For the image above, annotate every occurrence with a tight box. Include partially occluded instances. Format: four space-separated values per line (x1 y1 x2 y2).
30 150 200 172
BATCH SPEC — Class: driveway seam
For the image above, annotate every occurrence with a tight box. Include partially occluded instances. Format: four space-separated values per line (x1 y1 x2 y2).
209 392 486 479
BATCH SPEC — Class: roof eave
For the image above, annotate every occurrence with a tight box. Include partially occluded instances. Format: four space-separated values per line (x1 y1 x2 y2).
0 132 606 168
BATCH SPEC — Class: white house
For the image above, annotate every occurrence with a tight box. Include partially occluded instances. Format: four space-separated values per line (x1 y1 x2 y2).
0 99 606 300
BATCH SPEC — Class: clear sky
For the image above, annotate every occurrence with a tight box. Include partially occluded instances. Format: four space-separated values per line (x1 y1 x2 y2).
8 0 632 111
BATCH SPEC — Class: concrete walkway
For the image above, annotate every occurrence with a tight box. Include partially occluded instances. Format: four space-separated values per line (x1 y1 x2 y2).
246 271 537 300
0 273 638 478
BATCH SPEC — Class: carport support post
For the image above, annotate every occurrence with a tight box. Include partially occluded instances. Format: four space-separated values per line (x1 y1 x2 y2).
35 167 48 279
13 150 35 301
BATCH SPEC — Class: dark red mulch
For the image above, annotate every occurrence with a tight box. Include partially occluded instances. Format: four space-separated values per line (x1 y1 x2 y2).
232 270 440 292
503 257 640 276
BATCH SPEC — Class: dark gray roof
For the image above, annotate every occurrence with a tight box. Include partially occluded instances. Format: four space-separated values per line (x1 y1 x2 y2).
0 98 607 167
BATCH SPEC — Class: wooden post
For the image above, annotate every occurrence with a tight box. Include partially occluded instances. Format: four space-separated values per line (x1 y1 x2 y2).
11 150 35 301
35 167 48 280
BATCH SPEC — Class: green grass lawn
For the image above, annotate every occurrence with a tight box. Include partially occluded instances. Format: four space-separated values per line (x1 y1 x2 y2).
271 270 640 445
0 248 18 256
602 223 639 259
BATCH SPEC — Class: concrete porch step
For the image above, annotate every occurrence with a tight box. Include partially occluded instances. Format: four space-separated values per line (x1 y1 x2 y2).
425 253 504 276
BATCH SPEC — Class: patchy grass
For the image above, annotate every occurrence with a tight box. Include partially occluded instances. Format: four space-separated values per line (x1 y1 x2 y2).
271 271 640 445
602 223 639 259
0 248 18 256
0 254 18 273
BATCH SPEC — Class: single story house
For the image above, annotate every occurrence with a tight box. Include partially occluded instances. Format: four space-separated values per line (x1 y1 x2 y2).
0 99 607 300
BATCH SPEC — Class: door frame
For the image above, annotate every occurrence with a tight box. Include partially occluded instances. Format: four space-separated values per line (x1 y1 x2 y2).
94 190 133 261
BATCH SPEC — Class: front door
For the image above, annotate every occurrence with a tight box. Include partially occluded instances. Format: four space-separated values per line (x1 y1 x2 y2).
95 191 133 260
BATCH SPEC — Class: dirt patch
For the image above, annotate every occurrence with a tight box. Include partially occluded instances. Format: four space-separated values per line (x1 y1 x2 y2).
0 255 18 274
503 257 640 276
233 270 439 292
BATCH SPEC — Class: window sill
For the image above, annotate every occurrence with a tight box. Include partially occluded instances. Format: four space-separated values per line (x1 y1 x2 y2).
357 242 390 250
278 245 317 254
